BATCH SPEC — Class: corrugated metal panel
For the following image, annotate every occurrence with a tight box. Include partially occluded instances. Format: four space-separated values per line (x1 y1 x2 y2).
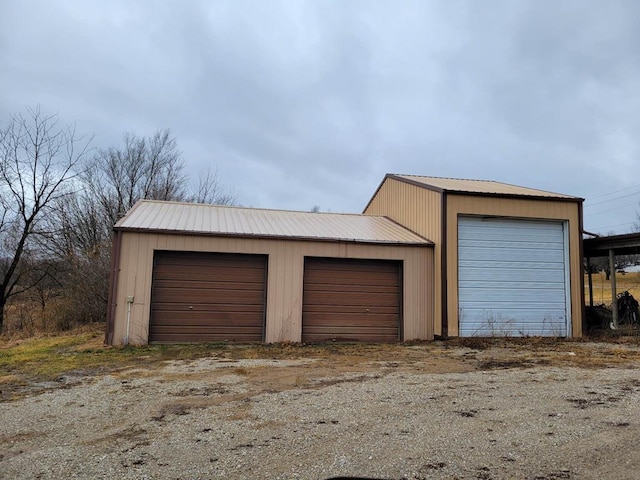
364 177 443 335
458 217 569 337
115 200 430 245
393 174 580 199
110 232 434 345
302 258 401 343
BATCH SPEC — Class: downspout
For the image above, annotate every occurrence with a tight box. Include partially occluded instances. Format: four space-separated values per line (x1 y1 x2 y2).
105 230 123 345
124 296 134 345
609 248 618 329
587 257 593 307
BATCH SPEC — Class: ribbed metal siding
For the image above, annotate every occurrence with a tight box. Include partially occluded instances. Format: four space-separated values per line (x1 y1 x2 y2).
458 217 568 337
302 257 401 343
149 251 267 343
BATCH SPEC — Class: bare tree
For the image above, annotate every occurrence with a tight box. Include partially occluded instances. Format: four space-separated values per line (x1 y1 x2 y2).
42 130 236 330
85 129 188 229
191 167 236 205
0 107 91 331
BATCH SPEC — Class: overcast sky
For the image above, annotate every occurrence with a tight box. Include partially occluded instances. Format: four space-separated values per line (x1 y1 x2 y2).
1 0 639 234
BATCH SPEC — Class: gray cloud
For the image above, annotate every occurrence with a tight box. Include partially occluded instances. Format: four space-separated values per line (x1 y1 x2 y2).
1 0 639 231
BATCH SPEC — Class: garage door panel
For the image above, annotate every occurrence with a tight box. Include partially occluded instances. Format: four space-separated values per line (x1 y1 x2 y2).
153 279 265 291
460 307 566 320
303 271 399 287
303 283 399 294
302 305 399 315
457 247 565 263
155 252 265 267
150 328 263 344
150 251 266 343
303 313 399 326
459 281 565 291
458 217 569 337
153 266 266 283
303 291 400 307
152 287 264 305
458 266 565 282
459 221 564 236
151 313 264 327
302 258 401 343
459 231 563 244
152 303 263 313
459 260 564 271
461 301 567 311
305 259 400 272
459 238 564 250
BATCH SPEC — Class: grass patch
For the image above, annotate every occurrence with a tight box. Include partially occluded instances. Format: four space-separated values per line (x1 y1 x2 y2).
585 271 640 306
0 325 405 394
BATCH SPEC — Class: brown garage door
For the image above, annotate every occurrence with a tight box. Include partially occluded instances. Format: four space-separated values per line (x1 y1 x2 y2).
150 251 267 343
302 257 402 343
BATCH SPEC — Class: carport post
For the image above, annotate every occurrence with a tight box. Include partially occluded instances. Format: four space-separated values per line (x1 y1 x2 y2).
609 249 618 328
587 257 593 307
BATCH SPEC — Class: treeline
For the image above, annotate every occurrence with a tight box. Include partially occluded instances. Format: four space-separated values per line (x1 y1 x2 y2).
0 107 234 335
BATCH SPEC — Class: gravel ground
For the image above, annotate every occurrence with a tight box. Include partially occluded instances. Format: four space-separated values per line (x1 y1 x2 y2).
2 344 640 479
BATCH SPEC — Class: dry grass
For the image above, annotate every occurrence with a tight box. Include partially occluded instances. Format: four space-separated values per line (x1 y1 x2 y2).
3 323 640 402
585 270 640 305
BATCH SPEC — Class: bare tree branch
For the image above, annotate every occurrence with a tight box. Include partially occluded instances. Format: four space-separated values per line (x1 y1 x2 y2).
0 107 92 331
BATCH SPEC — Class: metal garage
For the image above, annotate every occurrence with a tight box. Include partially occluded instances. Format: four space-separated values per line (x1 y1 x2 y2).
302 257 402 343
364 174 584 337
105 200 434 345
457 217 570 336
149 251 267 343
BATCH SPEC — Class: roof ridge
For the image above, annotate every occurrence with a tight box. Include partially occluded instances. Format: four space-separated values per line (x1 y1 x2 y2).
137 199 391 218
392 173 499 183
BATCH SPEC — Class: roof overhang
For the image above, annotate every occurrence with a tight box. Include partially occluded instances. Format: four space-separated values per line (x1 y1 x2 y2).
114 200 434 247
583 232 640 258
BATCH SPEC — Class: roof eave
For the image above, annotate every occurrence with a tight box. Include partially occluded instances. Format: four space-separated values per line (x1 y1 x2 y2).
113 226 434 247
446 190 584 202
390 174 583 201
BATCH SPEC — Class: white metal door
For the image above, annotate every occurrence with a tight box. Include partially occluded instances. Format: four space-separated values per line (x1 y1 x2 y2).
458 217 570 337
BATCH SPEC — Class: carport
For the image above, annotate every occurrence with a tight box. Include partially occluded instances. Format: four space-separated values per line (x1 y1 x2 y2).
583 232 640 327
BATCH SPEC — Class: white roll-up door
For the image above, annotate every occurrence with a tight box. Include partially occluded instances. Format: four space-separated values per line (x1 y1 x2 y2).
458 217 570 337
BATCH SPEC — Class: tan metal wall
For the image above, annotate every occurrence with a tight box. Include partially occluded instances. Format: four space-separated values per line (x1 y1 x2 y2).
445 194 583 337
111 232 434 345
364 178 443 334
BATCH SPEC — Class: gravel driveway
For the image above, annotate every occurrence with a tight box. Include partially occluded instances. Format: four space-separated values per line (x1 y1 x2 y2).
2 342 640 479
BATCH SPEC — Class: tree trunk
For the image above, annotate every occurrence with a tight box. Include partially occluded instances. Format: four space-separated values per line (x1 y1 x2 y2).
0 297 6 333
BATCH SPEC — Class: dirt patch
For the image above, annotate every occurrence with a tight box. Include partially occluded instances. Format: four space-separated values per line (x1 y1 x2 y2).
2 341 640 479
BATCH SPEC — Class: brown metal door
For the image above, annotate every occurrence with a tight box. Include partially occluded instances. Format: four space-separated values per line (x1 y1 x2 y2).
150 251 267 343
302 257 402 343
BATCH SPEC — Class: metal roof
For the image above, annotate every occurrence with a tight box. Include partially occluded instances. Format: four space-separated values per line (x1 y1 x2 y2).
115 200 432 245
584 232 640 258
391 174 582 200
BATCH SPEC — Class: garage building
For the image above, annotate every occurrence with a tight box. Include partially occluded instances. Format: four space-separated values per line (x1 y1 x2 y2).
364 174 584 337
106 200 434 345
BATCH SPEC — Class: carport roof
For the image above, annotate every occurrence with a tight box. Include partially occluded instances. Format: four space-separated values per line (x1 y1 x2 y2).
583 232 640 258
115 200 432 245
389 174 582 200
